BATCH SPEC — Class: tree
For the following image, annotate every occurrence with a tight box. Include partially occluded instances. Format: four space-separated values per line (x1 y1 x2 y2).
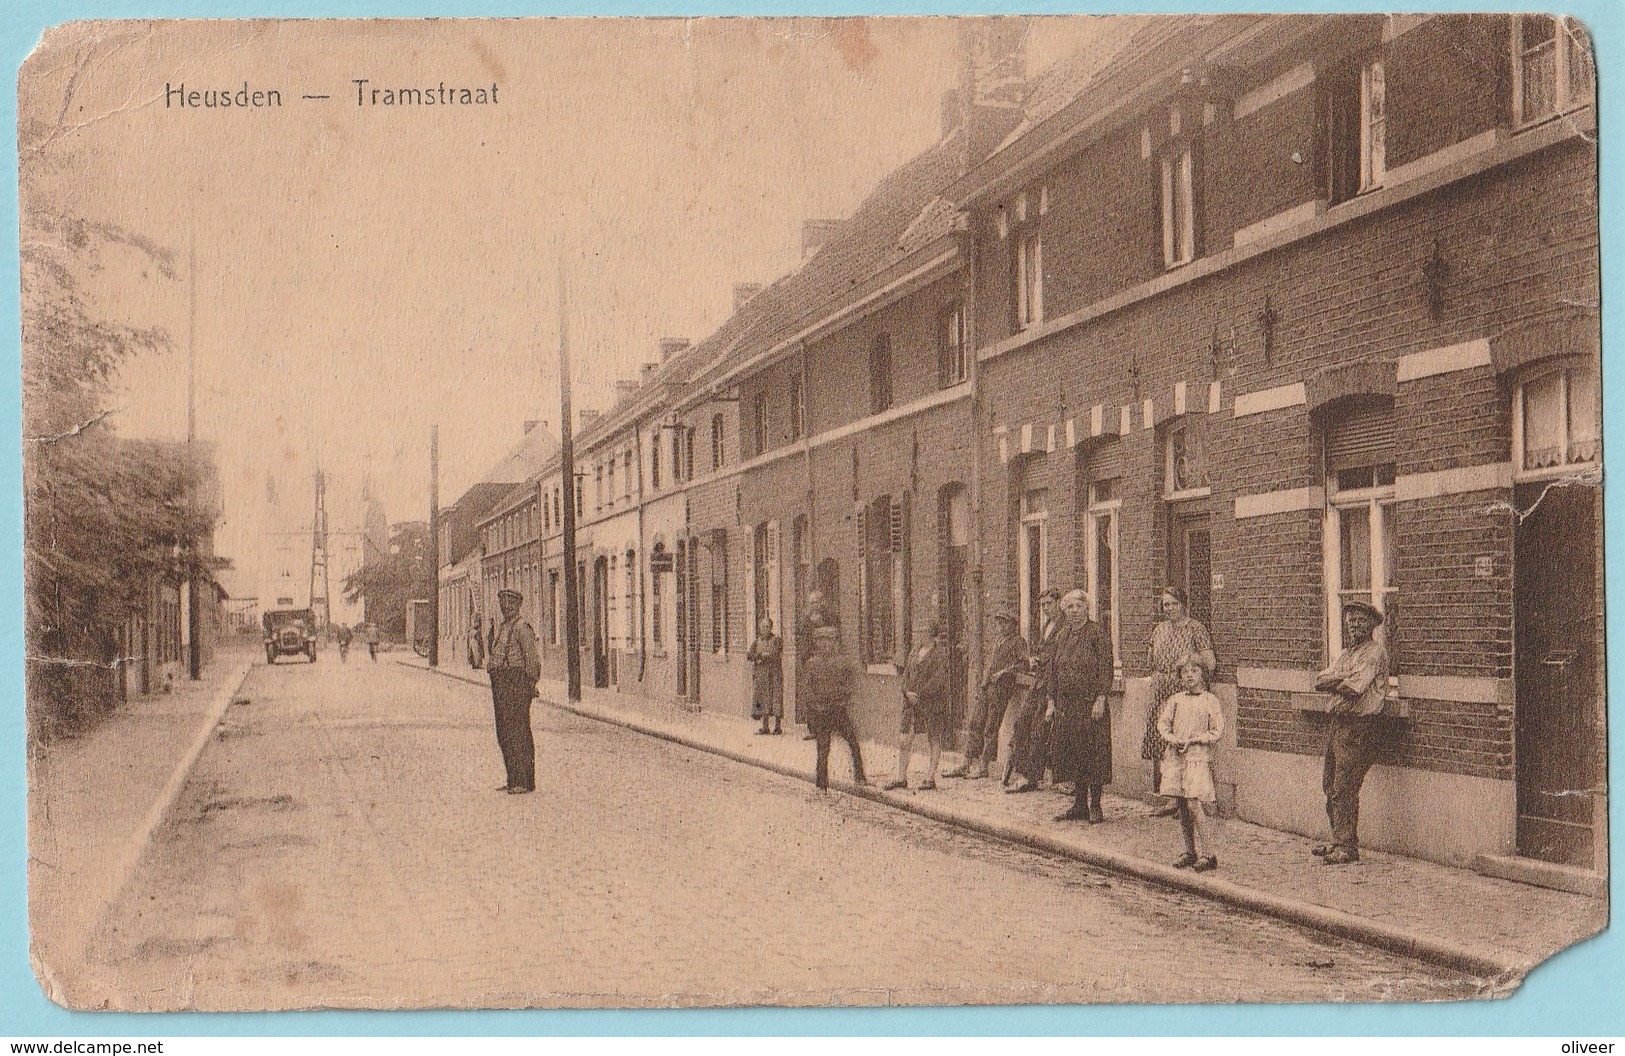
342 521 431 640
22 98 219 736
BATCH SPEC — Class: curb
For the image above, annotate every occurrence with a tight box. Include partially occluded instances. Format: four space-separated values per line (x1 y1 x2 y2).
406 660 1526 983
82 656 256 961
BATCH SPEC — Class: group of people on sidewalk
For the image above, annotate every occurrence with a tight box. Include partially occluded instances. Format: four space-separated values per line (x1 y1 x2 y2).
475 580 1392 873
744 585 1391 873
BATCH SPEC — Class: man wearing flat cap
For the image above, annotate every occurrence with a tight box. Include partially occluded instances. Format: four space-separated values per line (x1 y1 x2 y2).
945 608 1028 780
1311 601 1391 864
487 587 541 794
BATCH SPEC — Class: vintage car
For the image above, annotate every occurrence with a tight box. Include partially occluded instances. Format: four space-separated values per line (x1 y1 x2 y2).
262 608 318 664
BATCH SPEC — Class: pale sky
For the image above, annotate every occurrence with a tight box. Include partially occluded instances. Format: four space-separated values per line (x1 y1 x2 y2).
19 16 1121 585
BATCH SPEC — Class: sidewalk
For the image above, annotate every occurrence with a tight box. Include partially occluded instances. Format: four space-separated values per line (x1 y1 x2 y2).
408 657 1605 986
27 644 255 998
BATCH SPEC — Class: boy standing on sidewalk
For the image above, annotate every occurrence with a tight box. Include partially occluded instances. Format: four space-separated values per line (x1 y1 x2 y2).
946 609 1027 780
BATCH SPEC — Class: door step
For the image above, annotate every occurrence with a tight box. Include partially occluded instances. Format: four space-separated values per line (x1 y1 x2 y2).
1473 854 1606 898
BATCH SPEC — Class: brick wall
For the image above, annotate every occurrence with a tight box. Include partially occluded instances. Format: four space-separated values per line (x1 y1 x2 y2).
1386 16 1509 170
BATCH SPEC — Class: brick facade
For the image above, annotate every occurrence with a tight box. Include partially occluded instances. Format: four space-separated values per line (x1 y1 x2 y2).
450 15 1600 868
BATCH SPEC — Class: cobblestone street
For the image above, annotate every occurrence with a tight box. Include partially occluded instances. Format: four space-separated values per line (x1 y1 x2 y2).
74 658 1489 1010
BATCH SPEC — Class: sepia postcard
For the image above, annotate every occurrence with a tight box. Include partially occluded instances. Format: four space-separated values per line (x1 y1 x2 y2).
18 13 1608 1014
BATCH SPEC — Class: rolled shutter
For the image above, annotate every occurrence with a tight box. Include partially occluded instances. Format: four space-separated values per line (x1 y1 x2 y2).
1326 401 1395 470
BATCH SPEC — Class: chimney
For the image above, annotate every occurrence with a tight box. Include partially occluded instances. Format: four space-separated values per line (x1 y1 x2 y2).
732 283 763 313
659 337 690 361
614 379 640 402
523 419 548 435
640 362 660 384
957 17 1029 166
801 219 841 262
579 408 600 429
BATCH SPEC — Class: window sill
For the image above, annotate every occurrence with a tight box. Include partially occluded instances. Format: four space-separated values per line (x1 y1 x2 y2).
1163 486 1212 502
1514 103 1594 136
1512 461 1601 486
1291 692 1411 720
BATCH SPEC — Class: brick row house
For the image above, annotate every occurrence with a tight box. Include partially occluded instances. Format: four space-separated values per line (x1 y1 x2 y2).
444 14 1601 876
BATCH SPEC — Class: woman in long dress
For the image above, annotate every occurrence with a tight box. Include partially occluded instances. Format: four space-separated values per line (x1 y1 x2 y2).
1143 586 1216 816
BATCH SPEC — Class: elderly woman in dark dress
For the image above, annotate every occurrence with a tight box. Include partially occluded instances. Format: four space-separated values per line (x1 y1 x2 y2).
747 617 784 735
1143 586 1217 816
1048 589 1115 824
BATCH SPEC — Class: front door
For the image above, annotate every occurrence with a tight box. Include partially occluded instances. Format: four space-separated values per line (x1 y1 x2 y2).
592 557 609 688
1513 483 1604 867
1170 512 1213 627
675 540 689 697
685 539 702 703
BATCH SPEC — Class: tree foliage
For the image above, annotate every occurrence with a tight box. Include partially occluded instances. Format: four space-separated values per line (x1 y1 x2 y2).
22 148 218 735
342 521 431 639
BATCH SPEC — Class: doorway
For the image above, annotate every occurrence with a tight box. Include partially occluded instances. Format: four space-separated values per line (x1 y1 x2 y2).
591 557 610 688
1169 511 1213 627
1513 483 1603 867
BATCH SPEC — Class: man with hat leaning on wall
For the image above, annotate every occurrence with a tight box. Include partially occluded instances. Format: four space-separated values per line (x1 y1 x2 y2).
945 608 1028 780
1311 601 1391 865
488 587 542 795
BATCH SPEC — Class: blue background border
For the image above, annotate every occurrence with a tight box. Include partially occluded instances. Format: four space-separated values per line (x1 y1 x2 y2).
2 0 1619 1037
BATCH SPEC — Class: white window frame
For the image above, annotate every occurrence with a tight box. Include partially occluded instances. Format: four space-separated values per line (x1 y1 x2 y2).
1160 146 1196 268
1323 477 1396 665
1085 481 1123 679
548 569 562 645
1512 15 1594 128
942 301 970 386
1511 361 1601 483
1359 61 1386 193
1016 227 1043 329
1017 487 1049 641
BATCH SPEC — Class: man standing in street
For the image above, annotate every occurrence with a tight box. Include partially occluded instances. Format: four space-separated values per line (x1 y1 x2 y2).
1007 588 1063 792
794 591 837 741
488 588 541 795
801 625 867 790
946 609 1027 780
365 621 380 662
1312 601 1391 865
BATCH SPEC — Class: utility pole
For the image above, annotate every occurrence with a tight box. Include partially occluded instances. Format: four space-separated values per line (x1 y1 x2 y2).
557 260 583 700
186 226 202 680
428 424 441 668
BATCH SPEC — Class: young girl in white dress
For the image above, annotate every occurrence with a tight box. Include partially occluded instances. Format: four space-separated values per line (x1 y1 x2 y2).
1157 658 1225 872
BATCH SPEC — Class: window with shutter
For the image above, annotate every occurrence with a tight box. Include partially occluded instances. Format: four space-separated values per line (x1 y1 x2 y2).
1323 399 1397 663
854 504 869 662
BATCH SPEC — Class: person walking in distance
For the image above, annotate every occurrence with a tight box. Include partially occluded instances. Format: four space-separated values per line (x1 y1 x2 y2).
1048 589 1114 824
487 588 541 795
801 625 867 790
885 620 951 791
1007 588 1063 792
336 623 352 663
365 621 380 662
1159 658 1224 871
945 609 1028 780
1311 602 1391 865
746 616 784 735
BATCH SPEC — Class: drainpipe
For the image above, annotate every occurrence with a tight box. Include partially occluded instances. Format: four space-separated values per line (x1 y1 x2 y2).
962 227 985 719
635 419 648 683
